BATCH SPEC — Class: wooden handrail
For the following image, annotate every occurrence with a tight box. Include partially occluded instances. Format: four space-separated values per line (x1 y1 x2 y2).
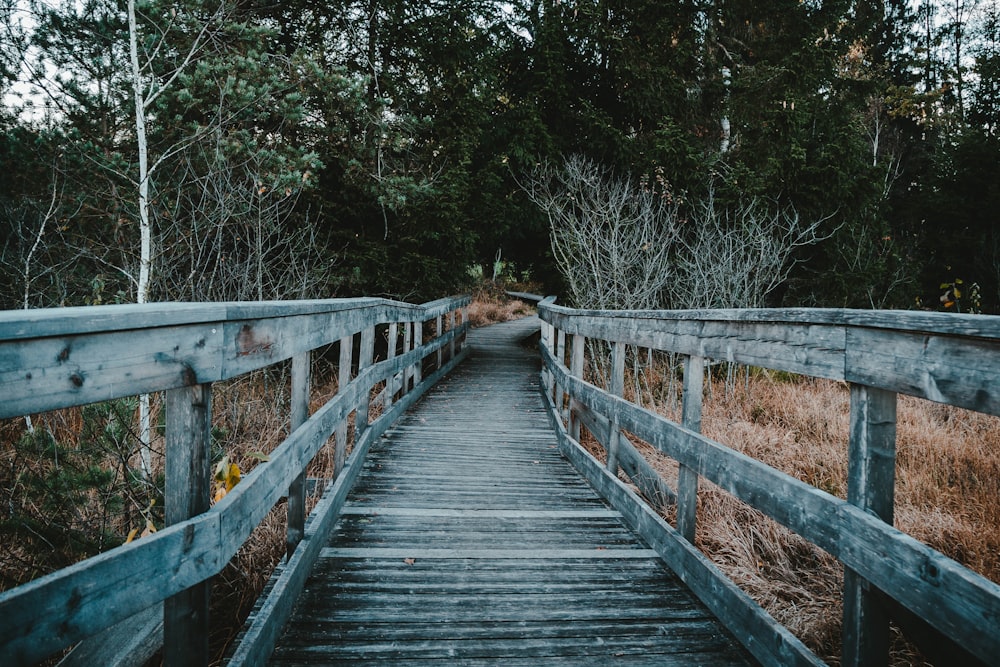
538 300 1000 667
0 295 471 667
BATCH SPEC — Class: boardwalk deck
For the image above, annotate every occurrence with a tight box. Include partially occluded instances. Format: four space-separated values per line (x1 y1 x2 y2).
268 317 756 666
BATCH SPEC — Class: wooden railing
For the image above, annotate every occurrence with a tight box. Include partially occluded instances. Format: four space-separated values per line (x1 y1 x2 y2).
537 299 1000 667
0 295 470 667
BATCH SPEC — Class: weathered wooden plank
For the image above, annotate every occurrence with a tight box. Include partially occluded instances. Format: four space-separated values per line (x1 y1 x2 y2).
846 327 1000 416
541 308 847 381
164 383 213 667
544 348 1000 664
226 346 470 666
0 513 222 667
0 323 225 418
677 354 704 543
842 384 896 667
56 601 162 667
286 352 310 557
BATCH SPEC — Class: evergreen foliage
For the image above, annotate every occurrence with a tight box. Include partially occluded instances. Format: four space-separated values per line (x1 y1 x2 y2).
0 0 997 308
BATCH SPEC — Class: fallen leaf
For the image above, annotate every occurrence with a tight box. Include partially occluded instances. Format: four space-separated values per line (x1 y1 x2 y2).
403 557 416 565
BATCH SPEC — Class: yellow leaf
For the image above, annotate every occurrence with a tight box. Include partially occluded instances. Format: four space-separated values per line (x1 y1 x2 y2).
226 463 241 491
213 485 228 503
125 527 139 544
140 519 156 539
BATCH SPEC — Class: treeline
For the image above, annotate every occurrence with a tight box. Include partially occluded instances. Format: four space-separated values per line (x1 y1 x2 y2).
1 1 998 310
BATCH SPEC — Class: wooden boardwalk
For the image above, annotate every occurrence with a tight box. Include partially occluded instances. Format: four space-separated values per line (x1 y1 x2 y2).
269 317 755 666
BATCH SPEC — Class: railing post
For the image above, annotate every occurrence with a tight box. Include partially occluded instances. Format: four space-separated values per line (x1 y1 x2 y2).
286 352 309 557
385 322 398 411
459 304 468 352
335 334 352 477
164 383 212 667
402 321 413 393
569 334 585 441
435 313 443 370
677 355 704 543
540 320 555 396
448 309 456 361
413 319 424 386
606 341 626 475
843 383 897 667
356 326 375 438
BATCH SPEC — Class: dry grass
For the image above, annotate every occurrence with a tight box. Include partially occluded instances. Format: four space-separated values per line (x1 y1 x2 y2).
609 371 1000 665
466 280 537 327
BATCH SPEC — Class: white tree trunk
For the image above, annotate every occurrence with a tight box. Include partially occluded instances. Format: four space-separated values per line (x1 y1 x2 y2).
129 0 153 477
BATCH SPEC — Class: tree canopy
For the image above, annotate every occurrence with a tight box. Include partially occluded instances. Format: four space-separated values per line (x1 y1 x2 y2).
1 0 998 310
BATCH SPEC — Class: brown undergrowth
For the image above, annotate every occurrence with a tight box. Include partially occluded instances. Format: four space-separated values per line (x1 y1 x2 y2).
599 370 1000 666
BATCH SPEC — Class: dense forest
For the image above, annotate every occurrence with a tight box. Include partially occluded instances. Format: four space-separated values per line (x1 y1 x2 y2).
1 0 999 311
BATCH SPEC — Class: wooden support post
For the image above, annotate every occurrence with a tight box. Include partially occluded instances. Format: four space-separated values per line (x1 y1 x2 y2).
164 383 212 667
540 321 554 396
385 322 398 411
413 319 423 386
606 341 626 475
677 355 704 543
286 352 309 558
355 326 375 438
569 334 585 441
435 314 443 370
843 383 897 667
448 310 456 362
459 305 468 352
554 329 566 415
335 334 352 478
402 322 413 393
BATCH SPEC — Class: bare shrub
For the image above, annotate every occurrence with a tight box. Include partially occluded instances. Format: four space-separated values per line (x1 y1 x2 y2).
520 155 681 310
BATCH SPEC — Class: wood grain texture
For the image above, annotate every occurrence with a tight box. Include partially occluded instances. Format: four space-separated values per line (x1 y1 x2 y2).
543 349 1000 665
263 317 755 666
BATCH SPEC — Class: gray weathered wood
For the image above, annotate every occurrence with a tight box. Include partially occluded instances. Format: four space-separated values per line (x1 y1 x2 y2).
540 377 820 667
56 601 162 667
287 352 310 557
842 384 896 667
164 382 213 667
385 321 398 411
227 344 470 666
435 314 443 370
262 318 753 667
542 347 1000 664
569 334 585 441
413 319 423 386
355 327 375 438
677 355 704 543
606 341 625 476
335 334 352 478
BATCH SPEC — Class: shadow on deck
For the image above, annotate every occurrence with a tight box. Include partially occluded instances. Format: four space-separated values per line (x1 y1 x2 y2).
264 317 755 665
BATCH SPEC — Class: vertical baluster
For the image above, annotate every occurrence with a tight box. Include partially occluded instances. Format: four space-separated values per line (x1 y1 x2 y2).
286 352 309 557
164 383 212 667
402 322 413 393
677 355 704 543
435 314 443 370
385 322 398 411
413 318 424 386
356 326 375 438
335 334 352 478
569 334 585 441
554 328 565 407
606 341 626 475
448 309 456 361
843 384 897 667
459 304 468 352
